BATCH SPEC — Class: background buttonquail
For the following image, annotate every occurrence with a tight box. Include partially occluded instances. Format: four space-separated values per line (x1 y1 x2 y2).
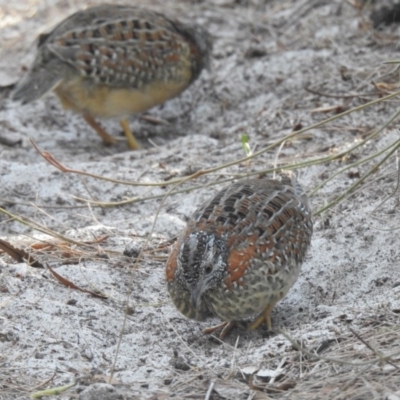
12 4 212 149
166 173 313 338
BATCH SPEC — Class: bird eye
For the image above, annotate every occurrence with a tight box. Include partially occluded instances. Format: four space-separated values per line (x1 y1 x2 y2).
205 265 213 274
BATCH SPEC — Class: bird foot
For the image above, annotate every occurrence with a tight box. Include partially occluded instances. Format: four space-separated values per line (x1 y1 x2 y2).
203 321 237 339
248 304 274 331
120 119 140 150
83 113 117 145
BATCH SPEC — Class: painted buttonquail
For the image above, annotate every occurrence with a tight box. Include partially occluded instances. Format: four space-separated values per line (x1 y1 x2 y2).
12 4 211 149
166 173 313 338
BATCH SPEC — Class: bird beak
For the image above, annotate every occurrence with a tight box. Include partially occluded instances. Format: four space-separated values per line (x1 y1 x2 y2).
190 282 207 310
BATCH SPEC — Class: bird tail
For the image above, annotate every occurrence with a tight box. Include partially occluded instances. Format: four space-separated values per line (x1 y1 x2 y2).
11 57 63 104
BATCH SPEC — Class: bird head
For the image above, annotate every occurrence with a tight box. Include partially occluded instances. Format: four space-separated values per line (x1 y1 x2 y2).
176 231 228 310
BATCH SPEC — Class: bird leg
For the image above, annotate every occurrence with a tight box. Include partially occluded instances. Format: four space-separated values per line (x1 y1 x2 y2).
120 119 140 150
203 321 237 339
248 302 276 331
83 113 117 145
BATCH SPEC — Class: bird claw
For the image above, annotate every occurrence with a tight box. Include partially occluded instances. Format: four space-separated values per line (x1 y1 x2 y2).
248 303 275 331
203 321 237 339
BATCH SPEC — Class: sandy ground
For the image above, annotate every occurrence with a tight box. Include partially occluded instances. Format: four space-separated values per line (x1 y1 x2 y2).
1 0 400 399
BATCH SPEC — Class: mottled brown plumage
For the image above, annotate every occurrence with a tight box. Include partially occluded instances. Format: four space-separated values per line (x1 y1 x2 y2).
166 173 313 338
12 4 211 149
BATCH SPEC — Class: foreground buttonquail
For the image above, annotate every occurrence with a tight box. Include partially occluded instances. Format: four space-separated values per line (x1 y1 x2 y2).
12 4 211 149
166 173 313 338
